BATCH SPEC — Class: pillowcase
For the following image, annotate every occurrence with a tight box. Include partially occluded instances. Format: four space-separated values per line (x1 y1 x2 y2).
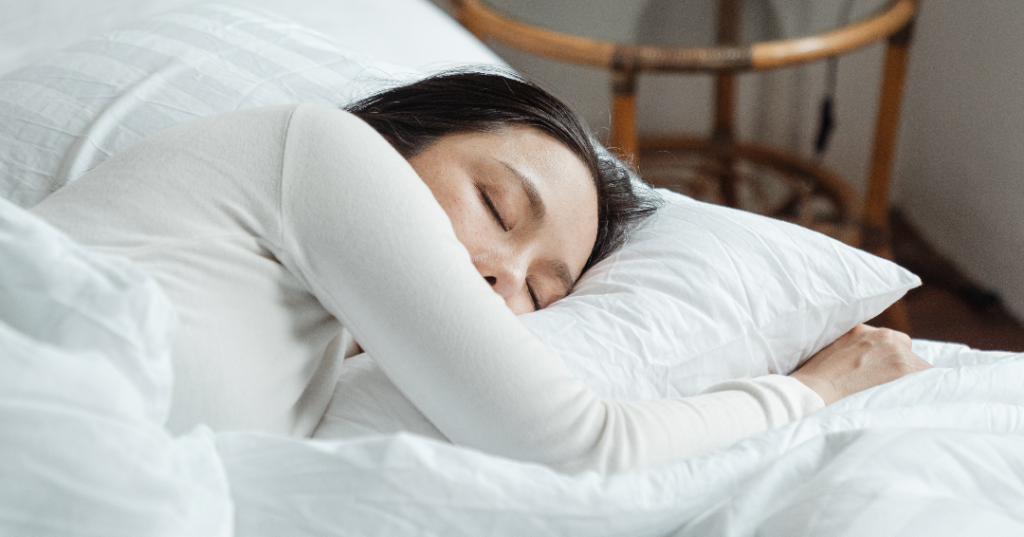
0 2 421 207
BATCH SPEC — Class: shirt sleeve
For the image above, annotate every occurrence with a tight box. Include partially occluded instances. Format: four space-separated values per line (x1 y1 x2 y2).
274 103 824 474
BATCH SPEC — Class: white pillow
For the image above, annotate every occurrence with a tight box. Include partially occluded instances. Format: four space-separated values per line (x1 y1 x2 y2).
519 188 920 399
0 3 420 207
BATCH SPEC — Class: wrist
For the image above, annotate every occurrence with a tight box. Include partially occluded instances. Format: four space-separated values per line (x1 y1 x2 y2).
790 371 839 405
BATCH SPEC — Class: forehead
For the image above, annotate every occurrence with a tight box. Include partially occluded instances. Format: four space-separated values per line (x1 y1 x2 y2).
447 126 593 190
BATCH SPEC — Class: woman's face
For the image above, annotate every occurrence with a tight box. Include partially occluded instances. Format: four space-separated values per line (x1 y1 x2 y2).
408 126 599 315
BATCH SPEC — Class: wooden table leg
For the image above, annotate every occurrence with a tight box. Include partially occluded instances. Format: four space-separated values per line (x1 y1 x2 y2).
610 67 638 161
713 0 741 207
865 22 916 334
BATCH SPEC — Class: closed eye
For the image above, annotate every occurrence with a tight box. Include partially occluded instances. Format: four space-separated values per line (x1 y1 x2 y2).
479 186 507 231
527 282 541 311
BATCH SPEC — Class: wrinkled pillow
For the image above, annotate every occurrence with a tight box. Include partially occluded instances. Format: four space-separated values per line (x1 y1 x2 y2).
519 188 920 399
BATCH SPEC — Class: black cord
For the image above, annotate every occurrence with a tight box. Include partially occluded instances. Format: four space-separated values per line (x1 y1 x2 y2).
815 0 857 156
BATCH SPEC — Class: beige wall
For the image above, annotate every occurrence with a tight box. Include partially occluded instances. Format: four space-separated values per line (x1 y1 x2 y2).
434 0 1024 320
893 0 1024 320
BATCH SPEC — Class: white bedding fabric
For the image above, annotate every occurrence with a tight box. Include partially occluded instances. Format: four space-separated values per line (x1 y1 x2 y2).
0 3 431 206
0 196 233 536
3 1 1024 534
4 193 1024 536
0 0 502 77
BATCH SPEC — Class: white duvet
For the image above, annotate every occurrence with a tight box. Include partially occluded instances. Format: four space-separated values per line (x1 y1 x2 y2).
3 185 1024 537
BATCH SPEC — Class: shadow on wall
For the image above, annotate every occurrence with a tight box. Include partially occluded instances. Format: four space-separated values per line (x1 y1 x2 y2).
893 0 1024 323
886 210 1024 352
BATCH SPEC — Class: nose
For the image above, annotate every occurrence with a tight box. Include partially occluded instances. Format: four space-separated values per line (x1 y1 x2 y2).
474 254 526 304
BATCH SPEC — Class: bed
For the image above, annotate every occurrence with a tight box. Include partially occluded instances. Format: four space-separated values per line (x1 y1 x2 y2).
2 1 1024 536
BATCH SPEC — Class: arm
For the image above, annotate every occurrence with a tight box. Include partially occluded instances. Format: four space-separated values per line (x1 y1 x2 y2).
274 103 823 474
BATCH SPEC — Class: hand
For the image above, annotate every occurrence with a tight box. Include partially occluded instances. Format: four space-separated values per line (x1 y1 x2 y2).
791 324 931 405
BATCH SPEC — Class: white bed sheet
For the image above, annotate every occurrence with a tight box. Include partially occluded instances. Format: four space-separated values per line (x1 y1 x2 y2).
0 0 503 76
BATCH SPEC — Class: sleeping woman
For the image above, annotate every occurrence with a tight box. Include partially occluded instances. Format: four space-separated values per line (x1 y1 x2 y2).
31 71 930 474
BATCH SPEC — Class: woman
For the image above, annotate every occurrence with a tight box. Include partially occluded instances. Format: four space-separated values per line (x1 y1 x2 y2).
32 71 928 474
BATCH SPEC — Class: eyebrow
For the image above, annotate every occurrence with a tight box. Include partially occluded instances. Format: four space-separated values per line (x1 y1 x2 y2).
499 161 546 223
549 259 576 299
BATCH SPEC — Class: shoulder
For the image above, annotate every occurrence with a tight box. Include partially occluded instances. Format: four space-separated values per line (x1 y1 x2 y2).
286 103 393 153
289 102 364 128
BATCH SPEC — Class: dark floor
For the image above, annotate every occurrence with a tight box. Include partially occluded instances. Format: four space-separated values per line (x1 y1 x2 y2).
874 211 1024 353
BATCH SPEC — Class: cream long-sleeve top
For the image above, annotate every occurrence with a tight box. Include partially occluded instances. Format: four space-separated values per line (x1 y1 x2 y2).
33 103 824 474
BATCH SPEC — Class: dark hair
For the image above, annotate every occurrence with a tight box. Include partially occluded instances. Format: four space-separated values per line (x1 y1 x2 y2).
345 70 659 274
